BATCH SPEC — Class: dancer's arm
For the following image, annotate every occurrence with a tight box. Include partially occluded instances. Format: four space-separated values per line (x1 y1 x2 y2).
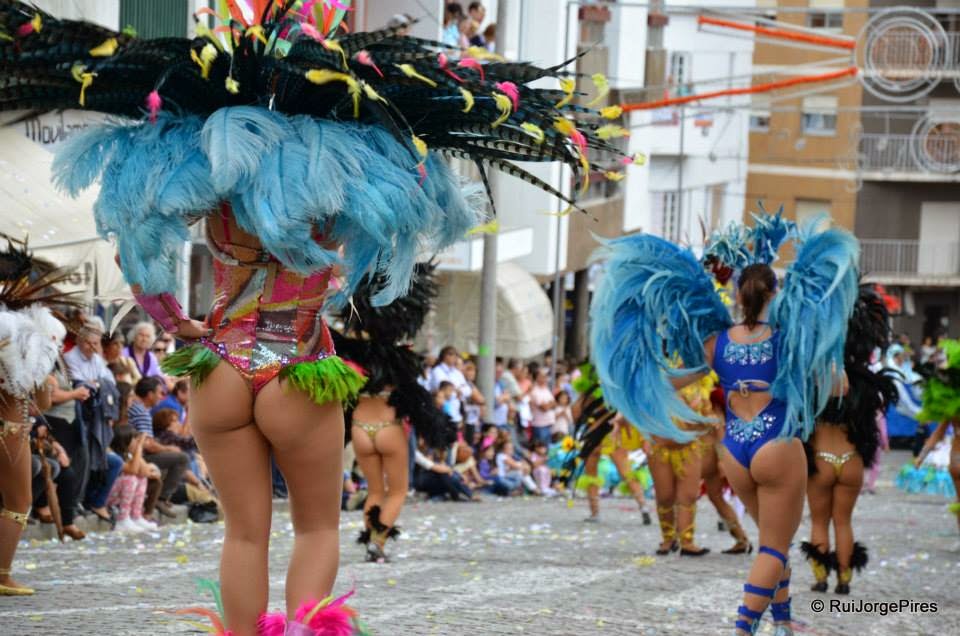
669 336 717 389
914 421 949 467
115 253 210 339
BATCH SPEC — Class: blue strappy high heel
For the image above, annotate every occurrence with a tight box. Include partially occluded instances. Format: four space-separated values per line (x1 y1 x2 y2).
734 546 789 635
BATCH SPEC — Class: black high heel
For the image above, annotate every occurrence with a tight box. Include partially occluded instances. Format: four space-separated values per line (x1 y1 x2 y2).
722 541 753 555
655 540 678 556
680 546 710 557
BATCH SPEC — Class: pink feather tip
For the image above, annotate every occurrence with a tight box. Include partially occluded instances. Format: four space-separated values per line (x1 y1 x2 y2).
301 23 324 41
569 128 587 154
438 53 464 83
256 611 287 636
294 595 357 636
495 81 520 111
146 90 163 124
16 22 34 37
355 51 384 78
457 57 485 81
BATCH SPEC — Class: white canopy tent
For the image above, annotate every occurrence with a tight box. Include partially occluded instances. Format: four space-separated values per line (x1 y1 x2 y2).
0 126 127 304
422 262 553 359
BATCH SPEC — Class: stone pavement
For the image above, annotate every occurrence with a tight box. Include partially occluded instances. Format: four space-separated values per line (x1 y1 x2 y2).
2 450 958 636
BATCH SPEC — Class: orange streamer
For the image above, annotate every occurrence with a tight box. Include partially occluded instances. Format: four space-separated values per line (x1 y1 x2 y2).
621 66 858 112
698 15 855 50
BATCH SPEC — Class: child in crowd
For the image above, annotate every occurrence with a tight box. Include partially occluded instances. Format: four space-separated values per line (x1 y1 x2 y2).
495 440 539 495
530 441 556 496
552 389 573 440
108 425 159 533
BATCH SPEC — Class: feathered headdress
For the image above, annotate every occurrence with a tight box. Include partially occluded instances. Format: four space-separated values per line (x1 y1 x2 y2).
0 236 70 399
702 205 796 284
1 0 633 304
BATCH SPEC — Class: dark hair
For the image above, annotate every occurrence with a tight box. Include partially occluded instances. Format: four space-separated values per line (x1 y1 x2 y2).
738 264 777 329
134 376 164 398
469 2 484 11
172 379 189 396
152 408 179 433
438 380 454 393
445 3 463 19
436 345 458 365
111 424 137 457
116 381 133 425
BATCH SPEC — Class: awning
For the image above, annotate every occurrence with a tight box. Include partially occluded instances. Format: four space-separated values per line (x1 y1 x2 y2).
0 127 127 303
422 262 554 359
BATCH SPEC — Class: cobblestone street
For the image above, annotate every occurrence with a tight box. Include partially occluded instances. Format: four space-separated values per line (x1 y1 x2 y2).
2 450 958 635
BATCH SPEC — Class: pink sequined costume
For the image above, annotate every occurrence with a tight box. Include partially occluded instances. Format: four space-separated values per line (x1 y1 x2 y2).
143 204 364 403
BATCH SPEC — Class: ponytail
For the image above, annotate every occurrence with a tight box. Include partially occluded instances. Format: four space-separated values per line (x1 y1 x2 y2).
738 264 776 329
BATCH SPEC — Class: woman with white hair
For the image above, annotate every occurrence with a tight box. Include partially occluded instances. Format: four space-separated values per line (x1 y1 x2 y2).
124 321 164 381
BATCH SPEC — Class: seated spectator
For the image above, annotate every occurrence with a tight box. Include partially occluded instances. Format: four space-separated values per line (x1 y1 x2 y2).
413 438 477 501
64 325 113 388
30 422 85 540
108 425 159 533
495 440 538 494
102 332 140 385
153 379 189 423
128 377 189 517
125 322 165 382
530 440 556 496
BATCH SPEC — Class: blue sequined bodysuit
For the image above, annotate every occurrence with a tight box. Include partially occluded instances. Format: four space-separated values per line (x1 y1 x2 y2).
713 325 792 468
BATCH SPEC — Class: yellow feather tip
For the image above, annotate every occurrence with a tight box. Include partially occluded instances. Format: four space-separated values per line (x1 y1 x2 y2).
633 153 647 166
553 117 575 136
31 13 42 33
89 37 118 57
600 105 624 119
467 219 500 236
604 171 626 182
520 122 546 144
459 87 475 113
465 46 504 61
396 64 438 88
586 73 610 107
225 77 240 94
492 92 513 128
596 124 630 140
412 135 428 158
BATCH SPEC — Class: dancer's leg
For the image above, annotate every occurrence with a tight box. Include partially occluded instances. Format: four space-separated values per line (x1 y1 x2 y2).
0 431 32 589
255 377 344 618
190 363 269 636
675 448 705 552
718 449 759 521
374 427 409 531
832 455 864 593
950 445 960 534
352 427 384 533
705 455 750 551
584 450 601 519
733 440 806 635
649 448 677 551
610 447 648 510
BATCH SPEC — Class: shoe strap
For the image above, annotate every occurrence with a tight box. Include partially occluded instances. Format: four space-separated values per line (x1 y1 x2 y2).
771 599 791 622
758 545 789 567
743 582 776 598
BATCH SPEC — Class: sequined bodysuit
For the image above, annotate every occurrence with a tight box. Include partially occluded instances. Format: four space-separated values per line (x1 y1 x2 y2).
199 204 336 394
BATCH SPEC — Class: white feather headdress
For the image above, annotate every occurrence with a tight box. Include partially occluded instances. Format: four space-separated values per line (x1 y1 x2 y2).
0 304 65 399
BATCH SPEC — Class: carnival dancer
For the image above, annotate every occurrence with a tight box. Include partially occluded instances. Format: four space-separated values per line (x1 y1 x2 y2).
0 0 632 631
699 386 753 554
590 211 858 635
647 377 715 556
0 237 69 596
801 285 896 595
332 263 454 563
569 365 652 524
912 421 960 533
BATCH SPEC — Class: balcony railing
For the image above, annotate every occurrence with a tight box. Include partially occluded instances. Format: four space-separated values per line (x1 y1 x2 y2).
858 133 960 176
860 239 960 278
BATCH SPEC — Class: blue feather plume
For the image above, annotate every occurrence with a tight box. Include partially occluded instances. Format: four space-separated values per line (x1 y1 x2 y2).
589 234 732 441
52 108 481 303
748 206 796 266
769 217 859 440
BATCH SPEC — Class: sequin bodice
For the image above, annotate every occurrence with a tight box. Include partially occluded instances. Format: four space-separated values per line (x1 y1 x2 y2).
713 327 779 393
200 205 335 391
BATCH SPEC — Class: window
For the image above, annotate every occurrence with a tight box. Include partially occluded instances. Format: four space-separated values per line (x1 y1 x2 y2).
807 12 843 30
801 95 838 136
749 95 771 132
807 1 844 31
120 0 189 38
661 192 681 242
669 52 693 95
795 199 832 230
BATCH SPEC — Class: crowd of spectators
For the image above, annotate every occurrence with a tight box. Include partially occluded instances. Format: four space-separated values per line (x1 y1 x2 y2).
28 314 217 540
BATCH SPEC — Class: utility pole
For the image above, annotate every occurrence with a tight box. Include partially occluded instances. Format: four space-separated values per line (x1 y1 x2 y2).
476 0 509 409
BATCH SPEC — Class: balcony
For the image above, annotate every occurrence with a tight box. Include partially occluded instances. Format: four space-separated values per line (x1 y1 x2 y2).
857 132 960 182
860 239 960 287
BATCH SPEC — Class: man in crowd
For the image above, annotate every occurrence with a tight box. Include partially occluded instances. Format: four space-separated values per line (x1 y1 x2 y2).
153 379 189 423
64 324 114 388
429 346 470 428
128 377 190 517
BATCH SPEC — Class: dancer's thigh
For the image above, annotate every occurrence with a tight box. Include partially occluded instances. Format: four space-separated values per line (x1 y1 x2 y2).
375 426 409 493
752 439 806 540
255 379 344 532
719 448 758 521
352 428 385 497
190 363 271 537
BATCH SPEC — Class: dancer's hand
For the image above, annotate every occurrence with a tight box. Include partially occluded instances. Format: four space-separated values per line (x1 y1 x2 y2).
175 318 213 340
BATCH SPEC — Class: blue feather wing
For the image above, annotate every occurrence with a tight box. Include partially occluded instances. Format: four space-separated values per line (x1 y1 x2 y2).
589 234 732 441
769 219 859 440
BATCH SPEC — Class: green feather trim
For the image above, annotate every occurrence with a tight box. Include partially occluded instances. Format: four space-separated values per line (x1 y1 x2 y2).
195 578 224 621
161 344 221 387
279 356 367 405
917 376 960 423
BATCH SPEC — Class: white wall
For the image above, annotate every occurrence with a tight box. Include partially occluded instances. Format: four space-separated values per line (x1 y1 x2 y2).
31 0 119 29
